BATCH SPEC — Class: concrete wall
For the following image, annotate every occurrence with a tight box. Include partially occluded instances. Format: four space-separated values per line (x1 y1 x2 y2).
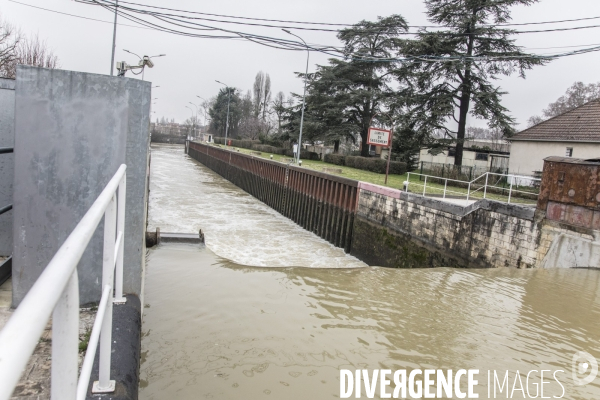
0 78 15 256
351 182 599 269
509 141 600 176
12 66 151 306
351 183 545 268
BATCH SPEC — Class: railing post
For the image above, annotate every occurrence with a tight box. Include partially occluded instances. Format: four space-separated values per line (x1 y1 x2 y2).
51 270 79 400
423 176 427 197
93 195 117 394
508 175 514 204
443 179 448 199
114 175 126 304
467 182 471 201
483 173 489 199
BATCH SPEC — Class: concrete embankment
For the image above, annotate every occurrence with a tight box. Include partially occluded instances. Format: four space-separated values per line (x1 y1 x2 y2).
187 141 598 269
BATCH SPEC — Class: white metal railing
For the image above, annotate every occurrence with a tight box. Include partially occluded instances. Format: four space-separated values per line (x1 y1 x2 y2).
405 171 541 204
0 164 127 400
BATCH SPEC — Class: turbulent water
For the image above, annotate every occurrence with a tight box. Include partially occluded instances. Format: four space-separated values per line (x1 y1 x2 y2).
140 144 600 399
147 144 365 269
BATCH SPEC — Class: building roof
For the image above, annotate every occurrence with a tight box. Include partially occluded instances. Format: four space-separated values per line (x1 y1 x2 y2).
511 99 600 142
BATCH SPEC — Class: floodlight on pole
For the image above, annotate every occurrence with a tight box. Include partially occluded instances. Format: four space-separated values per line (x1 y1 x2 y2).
117 51 166 80
216 80 231 147
283 29 310 165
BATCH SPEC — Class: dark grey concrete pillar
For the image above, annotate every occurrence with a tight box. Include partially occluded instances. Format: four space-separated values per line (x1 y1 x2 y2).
12 66 151 306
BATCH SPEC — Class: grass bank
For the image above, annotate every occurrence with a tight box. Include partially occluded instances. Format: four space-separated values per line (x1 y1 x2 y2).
209 144 536 205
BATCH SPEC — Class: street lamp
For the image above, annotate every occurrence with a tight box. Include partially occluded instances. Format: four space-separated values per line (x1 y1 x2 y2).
283 29 310 165
185 105 197 138
215 80 232 146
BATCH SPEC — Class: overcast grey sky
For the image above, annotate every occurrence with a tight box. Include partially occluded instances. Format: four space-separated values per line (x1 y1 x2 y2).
2 0 600 129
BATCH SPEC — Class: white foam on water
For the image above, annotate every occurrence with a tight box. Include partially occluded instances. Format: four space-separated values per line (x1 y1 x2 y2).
147 144 366 269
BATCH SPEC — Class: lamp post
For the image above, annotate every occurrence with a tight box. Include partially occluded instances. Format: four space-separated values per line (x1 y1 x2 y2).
283 29 310 165
185 105 196 138
189 102 202 138
215 80 231 147
196 95 208 128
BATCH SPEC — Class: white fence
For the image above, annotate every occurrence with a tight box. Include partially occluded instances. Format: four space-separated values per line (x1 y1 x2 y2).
406 171 541 204
0 164 127 400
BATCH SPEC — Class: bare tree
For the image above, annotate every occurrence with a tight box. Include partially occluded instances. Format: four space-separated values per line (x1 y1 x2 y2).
0 15 59 80
262 74 271 121
252 71 272 121
528 81 600 126
0 15 20 78
272 91 286 134
253 71 265 118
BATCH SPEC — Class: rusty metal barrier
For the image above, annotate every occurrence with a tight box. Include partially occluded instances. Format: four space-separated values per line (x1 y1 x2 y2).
187 141 358 252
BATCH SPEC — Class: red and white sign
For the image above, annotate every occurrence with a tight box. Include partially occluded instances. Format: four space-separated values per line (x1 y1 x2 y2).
367 127 391 147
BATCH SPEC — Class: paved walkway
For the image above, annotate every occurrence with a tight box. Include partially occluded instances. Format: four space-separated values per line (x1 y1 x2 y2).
1 277 96 399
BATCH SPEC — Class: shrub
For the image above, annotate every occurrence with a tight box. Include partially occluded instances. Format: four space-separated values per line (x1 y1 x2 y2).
212 137 260 150
388 160 407 175
283 149 320 160
252 144 285 155
344 156 407 175
324 154 346 166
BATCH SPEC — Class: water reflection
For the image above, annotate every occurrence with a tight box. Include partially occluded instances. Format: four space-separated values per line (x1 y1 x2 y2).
140 245 600 399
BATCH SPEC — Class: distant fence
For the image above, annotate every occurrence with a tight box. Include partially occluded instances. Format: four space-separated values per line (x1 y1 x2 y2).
418 161 508 182
187 141 358 252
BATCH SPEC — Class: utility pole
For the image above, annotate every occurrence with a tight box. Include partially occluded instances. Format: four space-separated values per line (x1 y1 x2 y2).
283 29 310 165
110 0 118 76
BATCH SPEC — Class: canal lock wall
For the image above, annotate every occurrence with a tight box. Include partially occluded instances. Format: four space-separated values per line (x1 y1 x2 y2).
188 141 358 252
187 141 598 269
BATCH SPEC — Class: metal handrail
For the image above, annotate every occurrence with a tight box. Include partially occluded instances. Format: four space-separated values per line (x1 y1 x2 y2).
0 164 127 400
406 171 541 204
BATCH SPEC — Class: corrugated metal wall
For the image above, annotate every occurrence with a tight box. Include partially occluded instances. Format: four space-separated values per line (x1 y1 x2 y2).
188 141 358 252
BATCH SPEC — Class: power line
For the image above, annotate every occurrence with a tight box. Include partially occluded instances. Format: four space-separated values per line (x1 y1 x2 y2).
83 0 600 29
12 0 600 63
7 0 151 30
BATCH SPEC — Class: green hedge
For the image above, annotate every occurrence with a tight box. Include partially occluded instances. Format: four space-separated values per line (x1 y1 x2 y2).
323 154 346 166
283 149 320 160
252 144 285 155
213 137 260 149
344 156 407 175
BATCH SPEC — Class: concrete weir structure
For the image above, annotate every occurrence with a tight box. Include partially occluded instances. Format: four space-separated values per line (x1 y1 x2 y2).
11 66 151 306
187 141 599 269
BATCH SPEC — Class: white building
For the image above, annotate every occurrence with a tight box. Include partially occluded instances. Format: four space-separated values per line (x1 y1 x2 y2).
418 139 510 171
509 99 600 176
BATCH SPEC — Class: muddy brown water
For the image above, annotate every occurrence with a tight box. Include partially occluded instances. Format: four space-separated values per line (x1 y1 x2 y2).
140 144 600 399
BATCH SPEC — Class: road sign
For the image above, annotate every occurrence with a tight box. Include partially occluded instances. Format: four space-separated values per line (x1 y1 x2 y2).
367 127 391 147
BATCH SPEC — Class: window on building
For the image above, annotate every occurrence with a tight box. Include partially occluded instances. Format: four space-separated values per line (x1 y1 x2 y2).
447 147 456 157
566 147 573 157
475 153 489 161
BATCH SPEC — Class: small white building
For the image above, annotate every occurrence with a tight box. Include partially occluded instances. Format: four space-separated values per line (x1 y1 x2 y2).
509 99 600 176
418 139 510 171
